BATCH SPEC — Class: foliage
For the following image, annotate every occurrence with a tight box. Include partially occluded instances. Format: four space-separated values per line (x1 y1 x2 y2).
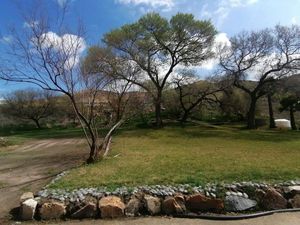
103 12 217 127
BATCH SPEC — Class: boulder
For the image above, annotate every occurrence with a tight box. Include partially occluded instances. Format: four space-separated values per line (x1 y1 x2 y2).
225 196 257 212
144 195 161 215
71 202 97 219
40 202 66 220
260 188 287 210
289 194 300 208
99 196 125 218
255 189 266 201
284 186 300 196
20 192 34 203
186 193 224 212
20 199 38 220
125 197 143 217
162 195 186 215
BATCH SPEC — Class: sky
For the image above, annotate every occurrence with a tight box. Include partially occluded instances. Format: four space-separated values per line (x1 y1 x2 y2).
0 0 299 94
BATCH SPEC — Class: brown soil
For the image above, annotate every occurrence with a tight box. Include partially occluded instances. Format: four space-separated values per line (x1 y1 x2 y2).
0 138 87 223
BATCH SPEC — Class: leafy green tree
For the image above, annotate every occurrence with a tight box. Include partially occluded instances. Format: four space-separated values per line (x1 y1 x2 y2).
103 13 217 127
279 95 300 130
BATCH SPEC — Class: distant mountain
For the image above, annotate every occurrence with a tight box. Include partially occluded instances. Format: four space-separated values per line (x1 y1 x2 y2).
281 74 300 93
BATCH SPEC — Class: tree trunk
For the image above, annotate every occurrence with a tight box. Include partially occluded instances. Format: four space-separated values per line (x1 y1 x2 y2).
247 96 257 129
180 110 189 123
33 119 41 129
267 94 276 129
290 107 297 130
154 95 163 128
86 142 97 164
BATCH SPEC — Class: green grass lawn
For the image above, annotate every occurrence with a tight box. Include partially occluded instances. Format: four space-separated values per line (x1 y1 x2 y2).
49 124 300 190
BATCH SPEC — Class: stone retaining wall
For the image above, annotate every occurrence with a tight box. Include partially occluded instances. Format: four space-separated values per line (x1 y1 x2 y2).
18 181 300 221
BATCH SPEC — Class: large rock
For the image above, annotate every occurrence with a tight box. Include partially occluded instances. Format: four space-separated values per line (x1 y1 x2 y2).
261 188 287 210
144 195 161 215
40 202 66 220
20 199 38 220
125 197 143 217
162 195 186 215
289 194 300 208
20 192 34 203
71 202 97 219
186 194 224 212
225 196 257 212
284 186 300 196
99 196 125 218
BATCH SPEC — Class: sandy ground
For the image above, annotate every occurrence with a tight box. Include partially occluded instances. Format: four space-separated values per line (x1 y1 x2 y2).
5 213 300 225
0 138 87 223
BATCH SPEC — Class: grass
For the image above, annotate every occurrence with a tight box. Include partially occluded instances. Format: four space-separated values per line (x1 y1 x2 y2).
49 123 300 190
0 126 83 139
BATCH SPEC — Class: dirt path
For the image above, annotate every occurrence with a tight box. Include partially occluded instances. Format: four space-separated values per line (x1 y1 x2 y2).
8 213 300 225
0 138 87 222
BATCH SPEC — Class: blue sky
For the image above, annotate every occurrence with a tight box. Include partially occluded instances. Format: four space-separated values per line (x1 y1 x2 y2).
0 0 299 94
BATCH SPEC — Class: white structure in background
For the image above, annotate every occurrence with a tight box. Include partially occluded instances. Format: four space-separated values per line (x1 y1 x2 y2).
275 119 291 129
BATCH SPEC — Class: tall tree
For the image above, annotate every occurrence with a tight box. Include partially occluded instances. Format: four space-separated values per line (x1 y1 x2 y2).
279 95 300 130
219 25 300 129
103 13 217 127
0 1 122 163
2 89 55 129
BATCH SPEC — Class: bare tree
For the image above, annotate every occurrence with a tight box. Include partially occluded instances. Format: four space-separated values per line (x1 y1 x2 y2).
173 71 223 122
219 25 300 129
0 1 122 163
1 89 55 128
103 13 217 127
107 79 132 122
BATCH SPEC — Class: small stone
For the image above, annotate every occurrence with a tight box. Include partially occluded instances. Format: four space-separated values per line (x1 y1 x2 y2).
237 192 243 197
225 191 231 196
20 199 38 220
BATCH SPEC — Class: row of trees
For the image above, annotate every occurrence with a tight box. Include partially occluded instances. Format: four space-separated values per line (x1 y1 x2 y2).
0 2 299 162
2 78 298 130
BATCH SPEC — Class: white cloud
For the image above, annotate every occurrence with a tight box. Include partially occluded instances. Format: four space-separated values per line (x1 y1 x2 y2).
203 0 259 28
57 0 67 8
35 32 86 69
200 33 231 70
0 35 13 44
23 20 39 28
116 0 174 11
291 17 298 24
